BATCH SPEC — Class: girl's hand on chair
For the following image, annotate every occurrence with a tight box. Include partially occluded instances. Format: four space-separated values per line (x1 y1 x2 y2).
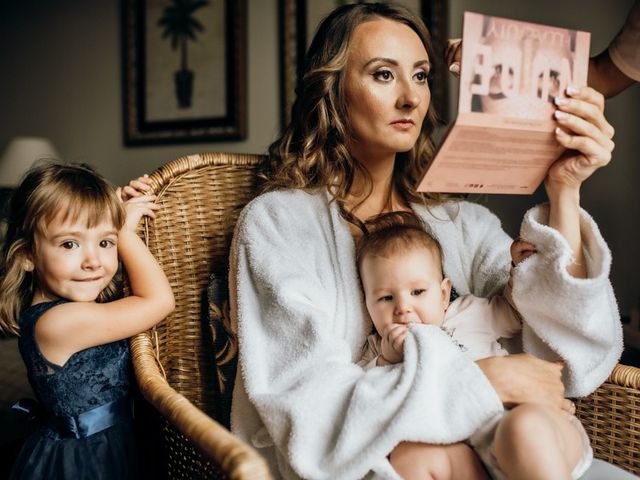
120 194 160 232
546 86 615 198
120 174 154 201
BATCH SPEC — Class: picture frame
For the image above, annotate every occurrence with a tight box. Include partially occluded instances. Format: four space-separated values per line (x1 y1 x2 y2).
278 0 449 128
122 0 247 145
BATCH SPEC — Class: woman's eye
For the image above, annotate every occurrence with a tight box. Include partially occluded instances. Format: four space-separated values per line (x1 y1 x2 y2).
414 71 428 83
373 70 393 81
61 241 78 250
411 289 426 296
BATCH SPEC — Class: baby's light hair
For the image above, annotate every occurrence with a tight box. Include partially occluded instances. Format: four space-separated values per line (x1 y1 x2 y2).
0 162 125 335
355 211 444 279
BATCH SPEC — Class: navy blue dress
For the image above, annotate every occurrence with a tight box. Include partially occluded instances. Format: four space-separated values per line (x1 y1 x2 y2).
10 300 138 479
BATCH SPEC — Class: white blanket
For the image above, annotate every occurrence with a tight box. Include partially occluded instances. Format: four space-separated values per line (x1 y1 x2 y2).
230 190 622 479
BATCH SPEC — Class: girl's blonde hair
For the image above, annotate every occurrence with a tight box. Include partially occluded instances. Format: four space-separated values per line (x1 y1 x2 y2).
266 2 450 216
0 162 125 335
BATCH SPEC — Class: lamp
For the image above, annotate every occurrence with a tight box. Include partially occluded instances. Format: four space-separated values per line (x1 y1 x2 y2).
0 137 60 187
0 136 60 225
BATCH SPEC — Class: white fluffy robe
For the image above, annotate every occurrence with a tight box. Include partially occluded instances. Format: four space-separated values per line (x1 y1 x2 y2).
512 204 623 397
229 190 622 480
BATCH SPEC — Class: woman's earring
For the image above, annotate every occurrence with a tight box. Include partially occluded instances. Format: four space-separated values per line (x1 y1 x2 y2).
22 259 34 272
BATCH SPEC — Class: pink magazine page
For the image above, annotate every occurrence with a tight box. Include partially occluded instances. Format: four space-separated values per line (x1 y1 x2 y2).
459 12 590 120
417 12 590 194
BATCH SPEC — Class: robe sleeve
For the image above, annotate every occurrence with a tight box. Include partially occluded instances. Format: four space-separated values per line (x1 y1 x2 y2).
511 204 623 397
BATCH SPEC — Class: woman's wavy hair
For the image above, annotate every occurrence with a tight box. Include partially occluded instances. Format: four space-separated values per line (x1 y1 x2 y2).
266 2 448 211
0 162 125 335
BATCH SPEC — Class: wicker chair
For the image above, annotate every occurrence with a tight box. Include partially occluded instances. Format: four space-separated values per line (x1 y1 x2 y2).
130 152 640 479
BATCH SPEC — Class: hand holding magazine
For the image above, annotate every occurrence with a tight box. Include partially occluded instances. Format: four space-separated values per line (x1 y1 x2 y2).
418 12 590 194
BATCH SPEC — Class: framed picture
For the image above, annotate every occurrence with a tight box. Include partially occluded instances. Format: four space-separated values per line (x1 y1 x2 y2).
278 0 449 128
122 0 247 145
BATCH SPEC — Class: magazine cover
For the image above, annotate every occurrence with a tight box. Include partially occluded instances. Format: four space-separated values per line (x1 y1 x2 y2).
417 12 590 194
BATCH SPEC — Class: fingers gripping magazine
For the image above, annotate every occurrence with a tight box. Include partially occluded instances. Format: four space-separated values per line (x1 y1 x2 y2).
418 12 590 194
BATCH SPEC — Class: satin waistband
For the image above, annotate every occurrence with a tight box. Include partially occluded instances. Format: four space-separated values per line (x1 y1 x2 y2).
47 396 132 439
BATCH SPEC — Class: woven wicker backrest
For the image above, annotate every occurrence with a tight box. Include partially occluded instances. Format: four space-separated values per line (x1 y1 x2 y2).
139 152 266 415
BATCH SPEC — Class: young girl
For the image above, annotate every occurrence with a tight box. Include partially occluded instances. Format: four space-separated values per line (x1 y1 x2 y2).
0 162 174 479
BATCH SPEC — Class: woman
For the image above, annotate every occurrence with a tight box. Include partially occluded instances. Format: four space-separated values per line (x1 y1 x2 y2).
124 3 620 479
227 3 619 479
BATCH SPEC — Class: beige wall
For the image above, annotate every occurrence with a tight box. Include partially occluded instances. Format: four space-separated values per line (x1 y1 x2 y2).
0 0 279 184
0 0 638 315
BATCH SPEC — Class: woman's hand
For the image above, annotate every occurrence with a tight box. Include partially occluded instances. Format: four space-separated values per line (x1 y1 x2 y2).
546 86 615 197
120 174 154 201
543 86 614 278
477 353 573 412
445 38 462 77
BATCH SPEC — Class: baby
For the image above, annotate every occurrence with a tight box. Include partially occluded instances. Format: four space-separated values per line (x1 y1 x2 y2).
356 211 592 480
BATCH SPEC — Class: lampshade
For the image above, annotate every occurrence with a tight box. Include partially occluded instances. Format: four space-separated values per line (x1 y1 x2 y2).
0 137 60 187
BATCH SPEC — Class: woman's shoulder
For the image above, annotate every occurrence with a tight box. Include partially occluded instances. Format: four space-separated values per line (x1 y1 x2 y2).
247 188 319 208
236 189 330 238
241 189 325 220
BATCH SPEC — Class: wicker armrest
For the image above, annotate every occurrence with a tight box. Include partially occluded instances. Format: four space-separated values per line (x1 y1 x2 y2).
575 363 640 475
130 332 271 480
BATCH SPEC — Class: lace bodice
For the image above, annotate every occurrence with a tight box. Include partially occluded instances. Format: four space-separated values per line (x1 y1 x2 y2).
18 300 130 419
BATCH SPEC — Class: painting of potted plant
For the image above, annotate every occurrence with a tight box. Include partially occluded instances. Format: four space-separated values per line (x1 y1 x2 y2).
158 0 210 108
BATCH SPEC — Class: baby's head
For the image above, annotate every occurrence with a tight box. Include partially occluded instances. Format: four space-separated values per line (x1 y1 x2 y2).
0 162 125 333
356 212 452 336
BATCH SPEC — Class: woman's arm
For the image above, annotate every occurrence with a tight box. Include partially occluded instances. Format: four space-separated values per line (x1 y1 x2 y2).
589 50 636 98
440 201 620 399
512 204 623 397
546 86 615 278
589 1 640 97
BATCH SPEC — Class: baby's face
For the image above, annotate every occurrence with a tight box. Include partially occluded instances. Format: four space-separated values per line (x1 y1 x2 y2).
360 246 451 336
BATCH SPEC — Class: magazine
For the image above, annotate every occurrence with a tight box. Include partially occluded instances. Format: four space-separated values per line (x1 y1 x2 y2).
417 12 590 194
